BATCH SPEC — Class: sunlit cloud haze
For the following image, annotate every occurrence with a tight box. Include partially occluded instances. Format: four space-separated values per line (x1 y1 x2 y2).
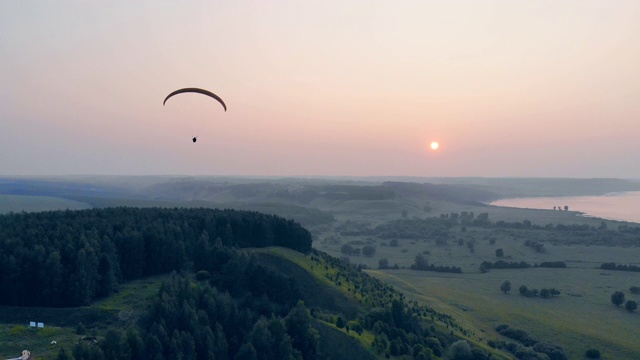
2 1 639 178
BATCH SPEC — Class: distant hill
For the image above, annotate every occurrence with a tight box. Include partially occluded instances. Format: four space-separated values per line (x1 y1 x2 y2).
4 176 637 204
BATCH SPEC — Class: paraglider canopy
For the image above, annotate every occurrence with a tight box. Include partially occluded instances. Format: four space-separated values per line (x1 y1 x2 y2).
163 87 227 112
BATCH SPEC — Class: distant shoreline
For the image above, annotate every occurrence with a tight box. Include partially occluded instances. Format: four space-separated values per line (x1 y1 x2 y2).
490 191 640 224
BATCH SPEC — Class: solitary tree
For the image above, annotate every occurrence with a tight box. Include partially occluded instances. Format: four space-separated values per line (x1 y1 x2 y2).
519 285 528 296
611 291 625 307
495 248 504 258
625 300 637 312
340 244 355 255
412 254 430 270
500 280 511 294
362 245 376 257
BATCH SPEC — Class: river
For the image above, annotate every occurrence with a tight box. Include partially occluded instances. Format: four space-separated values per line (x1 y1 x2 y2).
490 191 640 224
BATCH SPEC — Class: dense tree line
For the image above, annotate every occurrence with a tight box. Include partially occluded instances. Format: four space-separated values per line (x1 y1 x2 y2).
618 224 640 234
494 324 567 360
518 285 560 298
0 207 311 307
364 211 640 248
410 254 462 273
536 261 566 268
480 260 531 272
600 262 640 272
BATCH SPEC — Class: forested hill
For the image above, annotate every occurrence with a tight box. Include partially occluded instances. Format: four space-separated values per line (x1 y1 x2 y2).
0 207 311 307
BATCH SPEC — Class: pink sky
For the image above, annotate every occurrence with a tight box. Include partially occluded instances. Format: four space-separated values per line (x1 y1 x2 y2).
2 1 639 177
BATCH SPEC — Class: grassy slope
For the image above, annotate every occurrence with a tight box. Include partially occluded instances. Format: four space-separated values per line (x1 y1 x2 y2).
0 275 165 359
255 247 379 358
0 251 383 360
258 247 513 360
255 248 362 319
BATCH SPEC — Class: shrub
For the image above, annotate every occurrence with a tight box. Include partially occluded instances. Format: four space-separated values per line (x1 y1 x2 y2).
514 346 548 360
533 342 567 360
585 348 601 359
519 285 528 296
340 244 355 255
624 300 637 312
611 291 625 307
497 326 538 346
76 322 87 335
539 288 550 298
195 270 211 281
346 320 363 335
449 340 472 360
425 337 443 357
412 254 430 270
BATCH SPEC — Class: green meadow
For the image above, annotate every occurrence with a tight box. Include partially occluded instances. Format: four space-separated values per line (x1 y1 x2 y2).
313 198 640 359
369 268 640 359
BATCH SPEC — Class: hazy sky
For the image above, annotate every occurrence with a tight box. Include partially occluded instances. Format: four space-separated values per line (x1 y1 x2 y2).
2 1 639 178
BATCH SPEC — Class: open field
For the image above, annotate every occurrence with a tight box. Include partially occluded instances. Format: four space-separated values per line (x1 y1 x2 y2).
318 225 640 358
312 193 640 359
0 324 77 360
368 268 640 359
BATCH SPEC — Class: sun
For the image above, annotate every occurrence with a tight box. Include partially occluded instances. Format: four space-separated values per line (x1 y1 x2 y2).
430 141 439 150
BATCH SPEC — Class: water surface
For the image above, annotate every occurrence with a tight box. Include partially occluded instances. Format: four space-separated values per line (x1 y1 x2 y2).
490 191 640 224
